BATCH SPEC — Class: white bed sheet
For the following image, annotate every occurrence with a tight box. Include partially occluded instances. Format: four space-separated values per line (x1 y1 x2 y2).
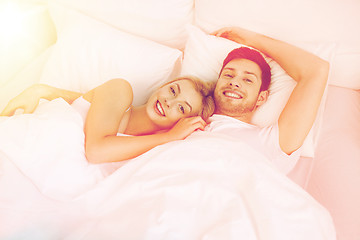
0 99 336 239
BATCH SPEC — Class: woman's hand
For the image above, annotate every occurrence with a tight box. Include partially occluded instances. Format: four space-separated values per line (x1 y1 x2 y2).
165 116 207 141
1 84 43 116
1 84 82 117
212 27 257 46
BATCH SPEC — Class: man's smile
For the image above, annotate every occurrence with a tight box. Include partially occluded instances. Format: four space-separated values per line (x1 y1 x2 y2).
223 90 243 99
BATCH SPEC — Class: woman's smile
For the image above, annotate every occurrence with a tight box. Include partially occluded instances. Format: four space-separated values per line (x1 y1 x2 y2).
155 100 165 116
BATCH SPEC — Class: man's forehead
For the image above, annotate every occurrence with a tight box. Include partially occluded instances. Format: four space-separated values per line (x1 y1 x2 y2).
224 59 262 74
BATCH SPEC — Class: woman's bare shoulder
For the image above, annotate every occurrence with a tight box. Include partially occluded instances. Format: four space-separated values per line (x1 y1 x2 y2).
83 78 133 103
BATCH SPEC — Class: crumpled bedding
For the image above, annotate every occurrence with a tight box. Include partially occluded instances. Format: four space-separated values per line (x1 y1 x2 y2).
0 99 336 239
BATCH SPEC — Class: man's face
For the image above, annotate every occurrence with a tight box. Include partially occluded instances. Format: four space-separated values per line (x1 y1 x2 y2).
214 58 267 120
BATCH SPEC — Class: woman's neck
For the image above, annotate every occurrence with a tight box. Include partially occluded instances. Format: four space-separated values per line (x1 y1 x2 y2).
124 105 161 135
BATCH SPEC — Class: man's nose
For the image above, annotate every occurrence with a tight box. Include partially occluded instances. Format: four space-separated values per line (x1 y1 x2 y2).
229 80 241 88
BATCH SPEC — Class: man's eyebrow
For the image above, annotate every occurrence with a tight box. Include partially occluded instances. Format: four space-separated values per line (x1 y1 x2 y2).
244 71 258 79
223 68 258 79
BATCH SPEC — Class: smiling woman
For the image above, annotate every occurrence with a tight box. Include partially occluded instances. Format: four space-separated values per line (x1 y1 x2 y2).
1 76 215 163
80 77 213 164
144 79 203 128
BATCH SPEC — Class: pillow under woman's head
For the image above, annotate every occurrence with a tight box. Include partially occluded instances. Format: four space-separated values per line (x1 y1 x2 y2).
39 9 182 106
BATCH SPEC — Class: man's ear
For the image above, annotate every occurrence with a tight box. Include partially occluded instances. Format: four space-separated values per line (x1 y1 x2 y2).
256 90 269 107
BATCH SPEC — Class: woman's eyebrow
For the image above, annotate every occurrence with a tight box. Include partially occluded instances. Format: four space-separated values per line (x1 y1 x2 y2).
185 101 192 112
175 83 180 93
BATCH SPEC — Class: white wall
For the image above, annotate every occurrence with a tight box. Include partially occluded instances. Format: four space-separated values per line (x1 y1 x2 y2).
0 0 56 111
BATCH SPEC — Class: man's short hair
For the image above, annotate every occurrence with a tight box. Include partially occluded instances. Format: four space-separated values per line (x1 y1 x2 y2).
219 47 271 91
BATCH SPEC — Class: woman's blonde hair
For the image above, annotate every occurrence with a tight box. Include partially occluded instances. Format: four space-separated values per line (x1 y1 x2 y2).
163 76 215 121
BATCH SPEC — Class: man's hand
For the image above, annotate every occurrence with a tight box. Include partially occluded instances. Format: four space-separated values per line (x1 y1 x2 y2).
212 27 257 46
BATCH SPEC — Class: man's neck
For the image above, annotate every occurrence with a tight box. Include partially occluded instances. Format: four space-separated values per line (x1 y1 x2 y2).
214 110 253 124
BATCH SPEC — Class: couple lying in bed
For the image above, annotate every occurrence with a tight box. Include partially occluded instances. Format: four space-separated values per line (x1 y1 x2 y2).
1 27 329 174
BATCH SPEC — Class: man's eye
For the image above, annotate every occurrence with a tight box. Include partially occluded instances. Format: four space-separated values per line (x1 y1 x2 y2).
179 105 185 114
225 74 233 78
170 87 176 95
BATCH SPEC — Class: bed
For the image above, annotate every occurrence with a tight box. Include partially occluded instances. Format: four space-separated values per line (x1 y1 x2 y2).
0 0 359 239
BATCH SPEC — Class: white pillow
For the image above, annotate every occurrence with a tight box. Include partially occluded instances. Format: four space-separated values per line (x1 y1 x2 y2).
181 25 298 127
181 25 336 157
48 0 194 49
194 0 360 90
329 49 360 90
40 9 182 106
194 0 360 44
0 47 53 113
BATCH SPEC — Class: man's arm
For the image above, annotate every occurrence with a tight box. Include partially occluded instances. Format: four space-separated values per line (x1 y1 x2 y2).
214 27 329 154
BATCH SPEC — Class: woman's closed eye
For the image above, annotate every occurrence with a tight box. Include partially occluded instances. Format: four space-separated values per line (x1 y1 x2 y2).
244 78 253 83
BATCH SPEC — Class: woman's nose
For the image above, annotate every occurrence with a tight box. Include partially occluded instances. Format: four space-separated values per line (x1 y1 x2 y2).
164 98 174 107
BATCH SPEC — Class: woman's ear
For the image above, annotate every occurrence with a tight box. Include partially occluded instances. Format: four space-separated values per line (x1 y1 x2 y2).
256 90 269 107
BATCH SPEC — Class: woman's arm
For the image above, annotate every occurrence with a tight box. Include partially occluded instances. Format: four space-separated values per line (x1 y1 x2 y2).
84 79 206 164
1 84 82 116
214 27 329 154
85 116 206 163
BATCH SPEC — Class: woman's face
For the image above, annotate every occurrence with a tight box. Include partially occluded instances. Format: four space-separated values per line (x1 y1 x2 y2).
146 79 203 128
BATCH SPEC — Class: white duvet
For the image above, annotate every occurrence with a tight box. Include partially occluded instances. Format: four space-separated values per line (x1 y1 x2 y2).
0 99 336 240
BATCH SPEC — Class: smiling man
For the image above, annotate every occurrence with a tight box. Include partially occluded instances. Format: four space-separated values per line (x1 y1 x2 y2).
207 27 329 174
214 47 271 123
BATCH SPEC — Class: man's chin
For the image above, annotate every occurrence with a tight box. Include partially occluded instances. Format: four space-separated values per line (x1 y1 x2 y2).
214 106 238 116
215 103 256 116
